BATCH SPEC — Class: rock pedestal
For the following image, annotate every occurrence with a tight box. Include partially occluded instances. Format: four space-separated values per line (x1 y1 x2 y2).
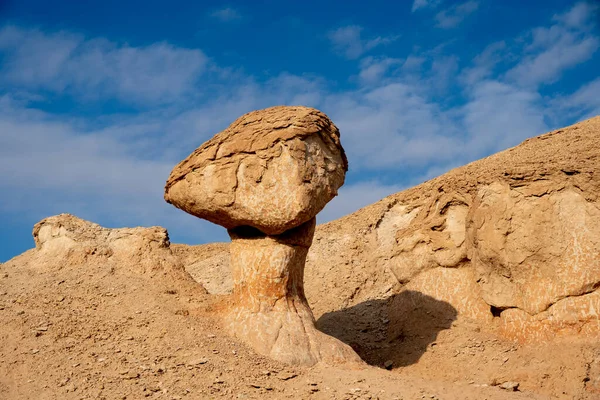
225 218 360 365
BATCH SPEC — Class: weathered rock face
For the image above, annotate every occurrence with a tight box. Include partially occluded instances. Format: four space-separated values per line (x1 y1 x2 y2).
164 106 347 236
182 116 600 345
28 213 189 278
165 106 360 366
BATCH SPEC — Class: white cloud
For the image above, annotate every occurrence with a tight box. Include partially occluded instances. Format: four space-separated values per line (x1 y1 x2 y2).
459 41 506 86
553 1 598 28
323 82 464 170
508 37 597 88
210 7 242 22
319 181 404 223
402 55 427 71
0 26 208 105
0 96 167 205
435 1 479 29
411 0 443 12
462 80 548 154
429 55 459 92
565 78 600 111
551 78 600 121
328 25 398 59
358 56 402 84
0 26 82 89
504 7 599 88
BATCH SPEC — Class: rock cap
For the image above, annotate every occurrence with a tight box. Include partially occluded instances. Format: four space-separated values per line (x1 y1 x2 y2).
165 106 347 235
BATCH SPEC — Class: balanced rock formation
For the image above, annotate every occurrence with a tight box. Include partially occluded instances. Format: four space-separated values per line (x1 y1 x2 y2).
165 106 361 366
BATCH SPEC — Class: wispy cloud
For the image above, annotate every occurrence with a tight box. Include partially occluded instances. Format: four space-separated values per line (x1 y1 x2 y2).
210 7 242 22
319 181 405 223
435 1 479 29
551 77 600 121
0 26 208 105
553 1 598 28
459 41 506 86
358 56 403 84
462 80 548 153
411 0 443 12
323 82 464 170
328 25 398 60
505 3 599 88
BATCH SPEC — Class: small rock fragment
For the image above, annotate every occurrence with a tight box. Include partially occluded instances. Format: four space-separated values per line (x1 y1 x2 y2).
499 381 519 391
187 358 208 366
122 371 140 380
277 371 298 381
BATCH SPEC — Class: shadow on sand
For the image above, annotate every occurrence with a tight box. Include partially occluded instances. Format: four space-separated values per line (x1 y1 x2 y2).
316 290 457 369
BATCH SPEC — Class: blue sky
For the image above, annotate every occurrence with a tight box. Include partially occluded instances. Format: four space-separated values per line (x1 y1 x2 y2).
1 0 599 261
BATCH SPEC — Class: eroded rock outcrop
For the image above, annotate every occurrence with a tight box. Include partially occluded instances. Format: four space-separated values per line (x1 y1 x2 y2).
165 106 361 366
25 213 190 280
181 116 600 344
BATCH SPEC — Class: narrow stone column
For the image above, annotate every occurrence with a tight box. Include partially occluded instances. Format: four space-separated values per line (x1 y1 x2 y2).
227 219 315 319
225 219 359 365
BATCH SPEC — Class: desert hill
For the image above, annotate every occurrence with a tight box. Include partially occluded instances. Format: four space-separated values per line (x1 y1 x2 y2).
1 116 600 399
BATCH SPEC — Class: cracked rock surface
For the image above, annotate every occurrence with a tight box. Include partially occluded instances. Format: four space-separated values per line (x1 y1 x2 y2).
164 106 347 236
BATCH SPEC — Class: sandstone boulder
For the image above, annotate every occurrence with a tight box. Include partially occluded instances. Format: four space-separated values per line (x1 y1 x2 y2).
164 106 347 236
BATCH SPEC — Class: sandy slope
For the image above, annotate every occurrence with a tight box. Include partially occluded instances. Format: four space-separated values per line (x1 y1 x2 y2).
0 251 545 399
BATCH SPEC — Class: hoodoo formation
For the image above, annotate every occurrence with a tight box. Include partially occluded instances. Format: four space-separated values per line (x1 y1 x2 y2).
164 106 361 366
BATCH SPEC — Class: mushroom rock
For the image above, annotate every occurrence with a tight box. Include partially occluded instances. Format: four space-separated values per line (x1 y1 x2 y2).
164 106 348 235
164 106 361 366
